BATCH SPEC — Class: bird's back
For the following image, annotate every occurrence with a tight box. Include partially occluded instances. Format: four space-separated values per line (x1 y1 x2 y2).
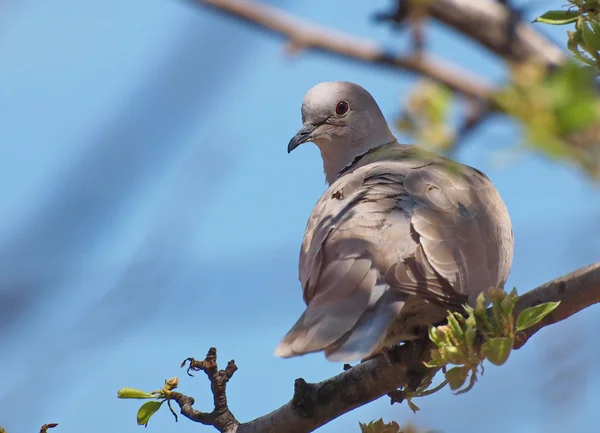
277 143 514 361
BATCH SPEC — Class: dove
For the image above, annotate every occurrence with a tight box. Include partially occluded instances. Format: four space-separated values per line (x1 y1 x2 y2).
274 81 514 363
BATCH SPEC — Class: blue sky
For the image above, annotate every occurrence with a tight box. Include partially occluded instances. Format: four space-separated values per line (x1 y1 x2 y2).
1 1 599 432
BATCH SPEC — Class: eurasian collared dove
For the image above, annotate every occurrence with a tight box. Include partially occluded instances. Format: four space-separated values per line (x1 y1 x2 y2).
274 81 514 363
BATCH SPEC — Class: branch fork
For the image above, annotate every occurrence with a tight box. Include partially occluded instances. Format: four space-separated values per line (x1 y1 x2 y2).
172 348 239 432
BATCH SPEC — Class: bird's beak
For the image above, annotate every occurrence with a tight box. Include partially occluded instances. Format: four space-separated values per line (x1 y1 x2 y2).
288 123 317 153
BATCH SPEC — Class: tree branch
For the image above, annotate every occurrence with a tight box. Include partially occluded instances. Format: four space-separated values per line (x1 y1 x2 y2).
172 348 239 432
171 262 600 433
513 262 600 349
39 424 58 433
377 0 566 67
189 0 494 100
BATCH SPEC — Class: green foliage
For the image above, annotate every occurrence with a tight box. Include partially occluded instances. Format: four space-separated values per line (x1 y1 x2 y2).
359 419 433 433
396 80 456 151
412 289 561 401
117 377 180 427
398 62 600 180
444 366 469 391
495 61 600 178
397 2 600 179
481 337 513 366
535 1 600 71
534 10 579 25
515 302 561 331
137 401 165 427
359 419 402 433
117 388 156 399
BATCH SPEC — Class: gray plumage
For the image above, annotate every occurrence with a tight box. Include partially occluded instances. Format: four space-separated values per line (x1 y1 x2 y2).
276 82 514 362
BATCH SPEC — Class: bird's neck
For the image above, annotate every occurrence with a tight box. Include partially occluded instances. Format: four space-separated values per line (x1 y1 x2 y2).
320 139 397 185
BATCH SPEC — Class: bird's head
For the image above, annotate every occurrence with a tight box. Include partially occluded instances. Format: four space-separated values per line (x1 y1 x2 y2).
288 81 396 184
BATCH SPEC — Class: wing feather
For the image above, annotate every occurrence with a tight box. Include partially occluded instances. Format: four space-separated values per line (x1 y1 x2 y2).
275 144 513 361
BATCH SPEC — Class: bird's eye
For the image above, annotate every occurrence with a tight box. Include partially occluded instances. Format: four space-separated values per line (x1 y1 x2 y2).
335 101 349 116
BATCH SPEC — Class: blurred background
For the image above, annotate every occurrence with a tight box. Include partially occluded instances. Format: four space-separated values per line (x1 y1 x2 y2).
1 0 599 432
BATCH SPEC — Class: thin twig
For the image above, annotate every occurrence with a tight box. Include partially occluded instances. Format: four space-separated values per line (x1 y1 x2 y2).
424 0 566 66
189 0 494 100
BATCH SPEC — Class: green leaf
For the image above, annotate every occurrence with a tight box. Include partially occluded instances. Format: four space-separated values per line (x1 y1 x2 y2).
117 388 156 399
465 310 476 329
465 325 476 354
474 292 487 317
426 84 452 124
462 304 474 316
589 19 600 37
447 313 464 344
482 337 513 366
359 419 401 433
427 325 438 345
454 367 478 395
406 399 421 414
440 345 463 365
434 326 453 347
516 301 561 331
137 400 164 426
581 20 600 52
534 10 579 25
549 62 599 133
445 366 468 391
424 358 446 368
500 288 518 316
567 32 597 66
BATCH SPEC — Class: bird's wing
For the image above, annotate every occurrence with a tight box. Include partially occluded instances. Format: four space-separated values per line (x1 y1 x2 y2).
275 145 513 361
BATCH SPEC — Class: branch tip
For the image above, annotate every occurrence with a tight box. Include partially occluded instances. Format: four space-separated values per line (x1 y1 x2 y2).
40 424 59 433
173 348 239 431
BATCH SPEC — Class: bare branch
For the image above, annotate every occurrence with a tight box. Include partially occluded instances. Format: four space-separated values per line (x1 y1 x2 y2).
513 262 600 349
420 0 565 66
189 0 494 100
39 424 59 433
170 262 600 433
172 348 239 432
172 343 427 433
